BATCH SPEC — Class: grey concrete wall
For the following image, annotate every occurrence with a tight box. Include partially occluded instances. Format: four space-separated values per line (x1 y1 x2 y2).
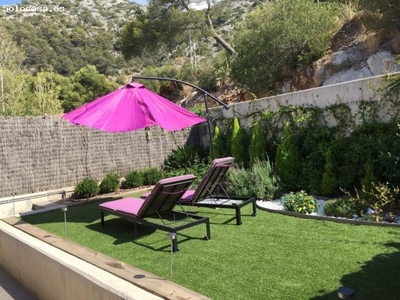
217 74 397 128
0 220 163 300
0 219 211 300
0 117 204 198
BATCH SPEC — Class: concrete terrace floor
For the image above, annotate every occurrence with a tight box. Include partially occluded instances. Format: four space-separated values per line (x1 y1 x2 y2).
0 266 38 300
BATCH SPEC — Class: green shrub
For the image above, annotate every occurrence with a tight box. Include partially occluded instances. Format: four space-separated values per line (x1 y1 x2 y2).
74 177 100 199
298 122 334 195
164 145 209 172
332 121 399 191
124 171 144 188
231 0 341 93
321 148 338 197
358 0 400 32
165 158 209 188
323 197 366 219
142 168 163 185
359 182 400 222
282 190 317 214
361 155 376 193
99 172 120 194
231 117 246 166
212 125 224 158
275 122 302 190
212 124 232 158
249 121 266 166
226 159 282 199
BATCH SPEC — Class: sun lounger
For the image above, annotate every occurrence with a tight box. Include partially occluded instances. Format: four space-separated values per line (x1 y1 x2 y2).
99 174 211 252
182 157 257 225
142 157 257 225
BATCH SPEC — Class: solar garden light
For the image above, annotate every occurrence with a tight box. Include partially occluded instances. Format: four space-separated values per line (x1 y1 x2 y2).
337 286 354 299
167 232 177 280
61 206 68 238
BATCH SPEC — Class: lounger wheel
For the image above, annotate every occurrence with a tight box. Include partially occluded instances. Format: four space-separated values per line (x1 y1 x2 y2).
203 236 209 241
252 212 257 217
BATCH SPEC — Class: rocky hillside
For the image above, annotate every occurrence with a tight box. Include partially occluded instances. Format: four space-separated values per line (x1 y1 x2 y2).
0 0 143 76
1 0 399 104
279 20 400 94
1 0 142 30
0 0 260 80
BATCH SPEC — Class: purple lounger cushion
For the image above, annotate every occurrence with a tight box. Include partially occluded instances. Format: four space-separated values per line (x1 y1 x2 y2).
100 174 197 218
140 189 195 201
99 198 145 215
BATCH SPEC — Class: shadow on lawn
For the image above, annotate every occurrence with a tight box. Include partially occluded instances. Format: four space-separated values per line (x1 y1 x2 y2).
21 197 122 225
86 212 208 252
310 239 400 300
22 196 208 252
180 207 255 225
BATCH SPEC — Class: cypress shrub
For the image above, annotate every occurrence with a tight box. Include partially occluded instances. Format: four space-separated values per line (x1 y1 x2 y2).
361 155 376 192
249 121 266 166
231 117 246 165
212 125 224 158
321 148 338 197
275 122 302 191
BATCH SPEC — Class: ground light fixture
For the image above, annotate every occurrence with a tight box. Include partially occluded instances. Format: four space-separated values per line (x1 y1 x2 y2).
61 206 68 238
337 286 354 299
167 232 177 281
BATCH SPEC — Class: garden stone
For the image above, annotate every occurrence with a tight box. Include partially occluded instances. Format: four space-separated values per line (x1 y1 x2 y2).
367 51 400 75
323 65 372 86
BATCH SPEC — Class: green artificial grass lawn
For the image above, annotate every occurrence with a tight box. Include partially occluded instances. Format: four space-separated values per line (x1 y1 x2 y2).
21 192 400 300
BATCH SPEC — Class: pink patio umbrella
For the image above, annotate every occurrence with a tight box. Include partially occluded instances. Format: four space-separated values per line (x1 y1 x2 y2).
62 82 205 132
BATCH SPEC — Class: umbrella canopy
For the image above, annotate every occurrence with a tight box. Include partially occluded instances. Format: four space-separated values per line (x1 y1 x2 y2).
62 82 205 132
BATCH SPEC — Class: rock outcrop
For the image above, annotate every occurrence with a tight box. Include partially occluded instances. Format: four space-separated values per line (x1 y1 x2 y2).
281 19 400 93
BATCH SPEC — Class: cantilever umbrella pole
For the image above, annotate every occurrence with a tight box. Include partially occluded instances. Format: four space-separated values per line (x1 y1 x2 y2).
131 76 230 159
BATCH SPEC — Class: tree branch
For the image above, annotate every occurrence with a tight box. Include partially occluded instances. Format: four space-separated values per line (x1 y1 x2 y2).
179 0 190 11
205 11 236 55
